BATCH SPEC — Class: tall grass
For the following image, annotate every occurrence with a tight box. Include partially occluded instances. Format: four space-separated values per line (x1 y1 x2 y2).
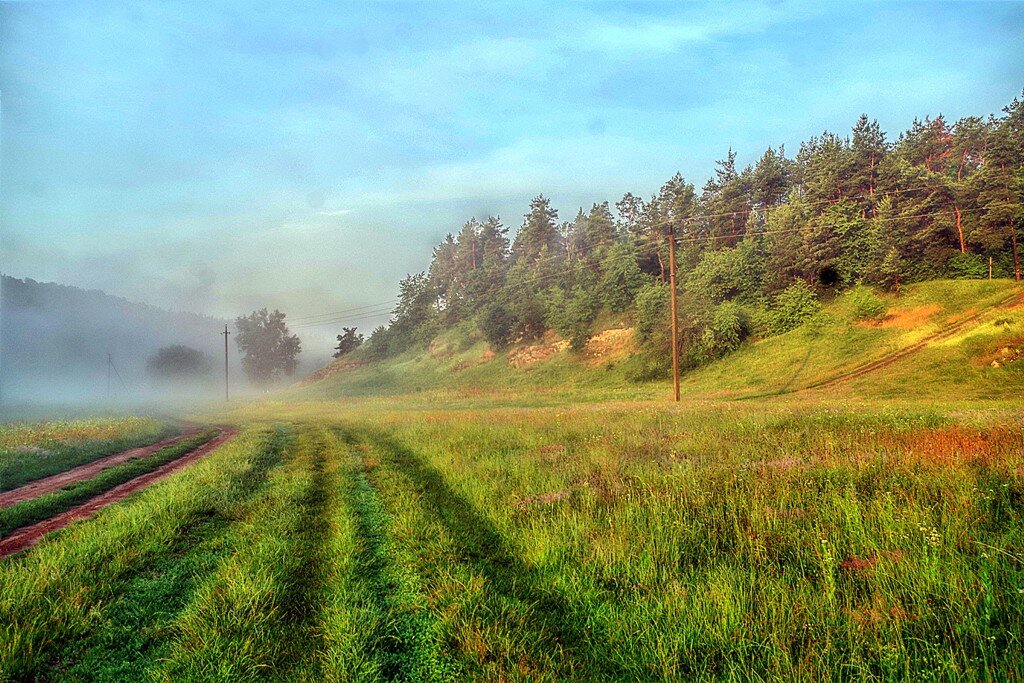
3 395 1023 680
0 426 284 678
328 402 1024 681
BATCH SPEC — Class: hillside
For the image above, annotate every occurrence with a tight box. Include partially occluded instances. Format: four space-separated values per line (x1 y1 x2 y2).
0 275 232 404
298 279 1024 403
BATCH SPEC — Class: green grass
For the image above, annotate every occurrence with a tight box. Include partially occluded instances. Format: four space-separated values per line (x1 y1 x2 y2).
2 280 1024 680
0 426 285 678
0 430 216 538
2 401 1023 680
0 416 178 491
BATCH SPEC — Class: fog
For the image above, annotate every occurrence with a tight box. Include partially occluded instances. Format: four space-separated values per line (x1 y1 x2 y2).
0 276 330 416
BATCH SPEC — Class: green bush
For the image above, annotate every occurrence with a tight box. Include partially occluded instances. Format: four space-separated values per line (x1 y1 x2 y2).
947 252 989 280
633 282 670 344
768 280 821 334
478 302 517 348
846 285 887 321
599 242 649 312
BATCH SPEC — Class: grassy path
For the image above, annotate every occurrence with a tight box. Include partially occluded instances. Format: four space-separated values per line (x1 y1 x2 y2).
345 444 454 682
0 418 179 492
0 426 286 679
353 428 635 682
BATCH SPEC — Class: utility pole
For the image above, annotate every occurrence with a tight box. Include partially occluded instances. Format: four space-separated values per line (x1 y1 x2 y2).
221 324 230 402
668 226 680 402
107 353 112 399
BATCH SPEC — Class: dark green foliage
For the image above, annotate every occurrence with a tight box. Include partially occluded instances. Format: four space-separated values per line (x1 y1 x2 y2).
767 281 822 334
599 242 649 312
633 282 670 346
544 281 599 352
333 327 364 358
697 301 751 360
146 345 212 381
478 302 517 348
687 241 763 304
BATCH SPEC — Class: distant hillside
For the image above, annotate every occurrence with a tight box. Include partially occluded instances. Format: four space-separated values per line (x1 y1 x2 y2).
0 275 233 404
298 280 1024 402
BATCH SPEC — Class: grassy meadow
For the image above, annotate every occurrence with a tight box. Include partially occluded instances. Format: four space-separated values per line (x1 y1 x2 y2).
1 392 1023 681
2 281 1024 681
0 416 178 492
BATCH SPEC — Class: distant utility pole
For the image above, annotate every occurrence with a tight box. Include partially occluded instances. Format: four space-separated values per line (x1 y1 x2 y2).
221 324 230 402
668 226 680 403
106 353 128 399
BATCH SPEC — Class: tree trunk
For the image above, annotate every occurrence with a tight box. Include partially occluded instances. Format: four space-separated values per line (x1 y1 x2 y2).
1012 227 1022 282
954 204 967 254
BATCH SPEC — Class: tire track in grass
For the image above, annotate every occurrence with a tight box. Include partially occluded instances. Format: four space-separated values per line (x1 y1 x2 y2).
45 428 287 681
362 430 637 682
156 425 339 681
341 429 455 683
0 430 225 549
0 426 288 681
277 426 333 679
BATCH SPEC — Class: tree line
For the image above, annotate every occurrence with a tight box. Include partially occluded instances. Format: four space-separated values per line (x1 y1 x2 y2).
357 94 1024 375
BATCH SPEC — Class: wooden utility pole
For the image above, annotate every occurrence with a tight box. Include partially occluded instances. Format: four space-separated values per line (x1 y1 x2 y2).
668 227 680 402
221 325 230 402
107 353 112 398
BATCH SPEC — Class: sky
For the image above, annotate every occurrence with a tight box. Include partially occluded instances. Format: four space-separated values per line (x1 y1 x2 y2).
1 0 1022 355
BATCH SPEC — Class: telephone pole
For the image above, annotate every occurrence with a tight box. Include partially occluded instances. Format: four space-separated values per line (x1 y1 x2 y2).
221 325 230 402
107 353 112 399
668 226 680 402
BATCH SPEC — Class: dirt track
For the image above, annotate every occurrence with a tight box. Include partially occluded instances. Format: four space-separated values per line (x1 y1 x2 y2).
0 426 237 559
803 289 1024 392
0 427 208 510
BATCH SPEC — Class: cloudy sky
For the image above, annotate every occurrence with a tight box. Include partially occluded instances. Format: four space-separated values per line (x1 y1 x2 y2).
1 1 1022 353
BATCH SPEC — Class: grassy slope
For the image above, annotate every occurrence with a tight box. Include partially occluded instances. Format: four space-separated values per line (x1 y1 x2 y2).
297 279 1024 404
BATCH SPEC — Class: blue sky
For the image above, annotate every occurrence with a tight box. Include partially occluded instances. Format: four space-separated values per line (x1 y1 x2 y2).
1 1 1022 355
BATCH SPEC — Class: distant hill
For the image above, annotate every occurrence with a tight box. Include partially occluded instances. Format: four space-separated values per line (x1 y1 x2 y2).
0 275 233 404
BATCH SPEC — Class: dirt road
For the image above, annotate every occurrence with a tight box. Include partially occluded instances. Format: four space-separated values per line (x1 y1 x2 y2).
0 427 236 558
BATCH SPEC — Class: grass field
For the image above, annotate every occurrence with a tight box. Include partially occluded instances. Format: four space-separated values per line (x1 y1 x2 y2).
2 281 1023 681
1 393 1022 681
0 429 216 537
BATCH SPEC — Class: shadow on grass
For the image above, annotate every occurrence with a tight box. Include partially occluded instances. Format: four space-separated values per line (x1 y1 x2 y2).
359 429 641 682
34 427 289 680
277 428 332 675
731 345 814 402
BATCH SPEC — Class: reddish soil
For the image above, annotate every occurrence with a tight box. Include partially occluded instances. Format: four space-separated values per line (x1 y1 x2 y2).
0 426 206 510
0 426 237 559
